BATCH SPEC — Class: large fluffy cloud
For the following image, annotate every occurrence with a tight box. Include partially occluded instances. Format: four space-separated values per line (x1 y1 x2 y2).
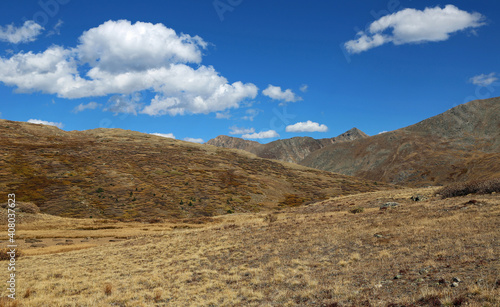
0 21 44 44
286 120 328 133
262 85 302 104
78 20 207 73
345 5 485 54
0 20 258 116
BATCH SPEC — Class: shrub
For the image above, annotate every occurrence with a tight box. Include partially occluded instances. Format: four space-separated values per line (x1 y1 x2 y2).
0 248 22 261
350 207 364 214
104 283 112 296
263 213 277 223
437 177 500 199
17 202 40 214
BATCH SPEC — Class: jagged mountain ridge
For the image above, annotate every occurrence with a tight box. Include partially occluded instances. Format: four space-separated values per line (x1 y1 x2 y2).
206 127 368 163
300 97 500 186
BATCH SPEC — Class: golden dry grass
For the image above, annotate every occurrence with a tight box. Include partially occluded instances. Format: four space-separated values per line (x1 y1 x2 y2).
0 188 498 306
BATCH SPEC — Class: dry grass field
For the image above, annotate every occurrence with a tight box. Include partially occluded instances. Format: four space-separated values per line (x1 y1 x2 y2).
0 187 498 306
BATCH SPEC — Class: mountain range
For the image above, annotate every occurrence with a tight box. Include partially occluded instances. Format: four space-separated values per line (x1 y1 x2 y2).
208 97 500 186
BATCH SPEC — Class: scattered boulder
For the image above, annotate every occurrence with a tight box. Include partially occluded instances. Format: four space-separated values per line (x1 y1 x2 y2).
30 243 47 248
451 282 459 287
452 277 461 283
25 238 43 243
380 202 399 209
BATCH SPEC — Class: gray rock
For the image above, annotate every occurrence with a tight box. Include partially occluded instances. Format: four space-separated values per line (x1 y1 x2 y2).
451 282 459 287
394 275 403 279
452 277 461 283
381 202 399 209
25 238 43 243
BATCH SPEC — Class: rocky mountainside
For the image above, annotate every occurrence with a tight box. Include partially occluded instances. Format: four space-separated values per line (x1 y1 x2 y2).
300 97 500 186
206 127 368 163
0 120 393 220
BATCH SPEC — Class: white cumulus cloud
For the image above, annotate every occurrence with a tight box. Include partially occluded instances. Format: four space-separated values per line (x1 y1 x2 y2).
345 5 485 54
73 101 101 113
27 119 64 129
183 137 204 143
150 133 176 139
242 130 279 139
0 20 258 116
469 72 498 86
229 126 255 135
0 21 44 44
262 85 302 104
286 120 328 133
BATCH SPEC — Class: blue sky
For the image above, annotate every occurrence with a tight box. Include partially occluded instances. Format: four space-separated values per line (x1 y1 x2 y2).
0 0 499 143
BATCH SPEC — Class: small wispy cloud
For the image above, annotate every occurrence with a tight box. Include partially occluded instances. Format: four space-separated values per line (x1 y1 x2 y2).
46 19 64 37
242 130 279 139
0 20 44 44
229 126 255 135
27 119 64 129
72 101 101 113
299 84 308 93
215 111 231 119
469 72 498 87
286 120 328 133
262 85 302 105
150 133 175 139
242 108 261 121
184 137 204 143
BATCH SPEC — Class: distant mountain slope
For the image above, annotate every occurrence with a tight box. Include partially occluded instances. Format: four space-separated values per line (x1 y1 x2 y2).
206 127 368 163
0 120 392 220
300 97 500 186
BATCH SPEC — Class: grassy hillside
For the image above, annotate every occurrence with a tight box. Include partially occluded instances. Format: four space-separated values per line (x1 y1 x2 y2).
0 187 498 306
0 119 393 220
